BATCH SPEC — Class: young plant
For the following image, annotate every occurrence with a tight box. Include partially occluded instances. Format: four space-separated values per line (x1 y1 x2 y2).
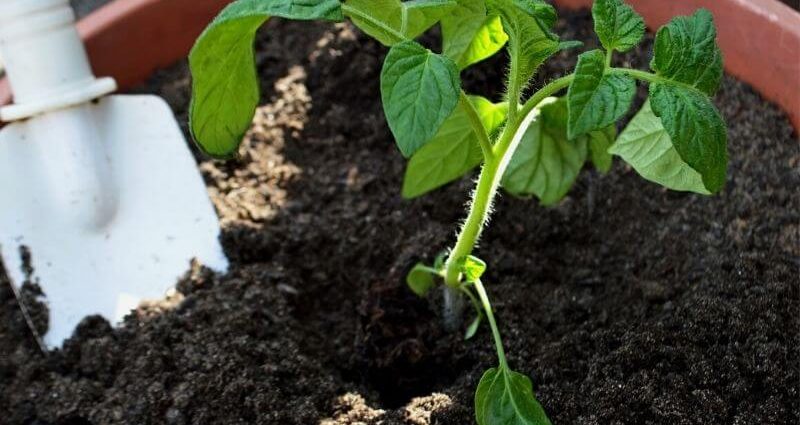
189 0 728 423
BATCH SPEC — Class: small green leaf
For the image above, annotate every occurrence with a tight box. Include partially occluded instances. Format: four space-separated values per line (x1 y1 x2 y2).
406 263 437 297
610 101 710 194
592 0 645 52
189 0 343 158
475 366 552 425
381 40 461 157
433 251 448 270
567 49 635 139
465 315 482 340
402 96 507 198
587 125 615 173
649 84 727 192
459 255 487 282
488 0 560 99
650 9 723 95
442 0 509 69
503 98 588 205
343 0 456 46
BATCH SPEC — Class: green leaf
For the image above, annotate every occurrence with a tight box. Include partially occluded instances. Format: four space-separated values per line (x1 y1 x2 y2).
475 366 552 425
503 98 588 205
343 0 455 46
610 101 710 194
406 263 437 296
644 9 727 192
487 0 560 99
381 40 462 157
459 255 487 282
567 49 635 139
512 0 557 29
442 0 509 70
592 0 645 52
402 96 507 198
465 315 482 340
650 9 723 95
433 251 448 270
587 125 615 173
649 83 727 192
189 0 343 158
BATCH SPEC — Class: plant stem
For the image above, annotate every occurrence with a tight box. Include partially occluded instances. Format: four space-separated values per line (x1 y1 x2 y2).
442 75 575 289
460 92 494 162
610 67 703 94
473 278 507 368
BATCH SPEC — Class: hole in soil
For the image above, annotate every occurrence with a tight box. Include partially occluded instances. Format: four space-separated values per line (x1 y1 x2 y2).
361 353 461 409
58 417 92 425
350 283 466 409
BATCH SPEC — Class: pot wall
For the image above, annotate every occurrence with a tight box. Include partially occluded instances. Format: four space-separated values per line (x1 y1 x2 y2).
1 0 798 132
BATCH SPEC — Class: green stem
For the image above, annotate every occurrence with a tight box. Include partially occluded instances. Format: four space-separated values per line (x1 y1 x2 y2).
611 67 702 94
442 74 575 288
473 279 507 367
460 92 494 162
613 67 662 84
341 4 406 44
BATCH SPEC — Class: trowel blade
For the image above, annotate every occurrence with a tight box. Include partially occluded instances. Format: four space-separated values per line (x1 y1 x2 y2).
0 95 228 347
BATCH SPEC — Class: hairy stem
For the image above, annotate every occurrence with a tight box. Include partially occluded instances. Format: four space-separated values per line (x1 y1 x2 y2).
442 75 575 289
439 74 575 326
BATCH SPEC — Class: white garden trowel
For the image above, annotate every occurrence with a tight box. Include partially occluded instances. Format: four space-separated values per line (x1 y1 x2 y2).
0 0 228 347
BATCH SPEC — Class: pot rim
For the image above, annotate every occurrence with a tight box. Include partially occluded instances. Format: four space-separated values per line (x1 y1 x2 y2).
1 0 798 131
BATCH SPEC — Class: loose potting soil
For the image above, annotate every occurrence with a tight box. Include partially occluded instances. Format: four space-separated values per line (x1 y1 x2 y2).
1 8 798 425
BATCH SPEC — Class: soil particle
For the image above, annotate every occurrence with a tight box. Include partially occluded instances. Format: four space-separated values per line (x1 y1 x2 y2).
2 8 798 425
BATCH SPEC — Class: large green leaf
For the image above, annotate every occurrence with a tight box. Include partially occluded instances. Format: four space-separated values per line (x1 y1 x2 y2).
403 96 507 198
189 0 343 158
441 0 508 69
645 9 727 193
649 83 727 192
475 366 552 425
592 0 645 52
567 49 635 139
381 40 462 157
487 0 560 101
610 101 710 194
503 98 588 205
650 9 723 95
343 0 455 46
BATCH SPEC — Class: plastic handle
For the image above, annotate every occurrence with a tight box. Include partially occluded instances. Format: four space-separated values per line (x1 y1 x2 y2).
0 0 116 119
0 0 118 229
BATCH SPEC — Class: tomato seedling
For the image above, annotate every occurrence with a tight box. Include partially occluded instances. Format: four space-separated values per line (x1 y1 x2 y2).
190 0 728 423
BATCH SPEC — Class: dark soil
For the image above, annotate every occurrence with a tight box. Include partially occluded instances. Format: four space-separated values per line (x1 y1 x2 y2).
780 0 800 11
2 8 799 425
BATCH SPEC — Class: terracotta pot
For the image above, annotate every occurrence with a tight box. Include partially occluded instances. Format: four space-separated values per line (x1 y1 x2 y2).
1 0 798 131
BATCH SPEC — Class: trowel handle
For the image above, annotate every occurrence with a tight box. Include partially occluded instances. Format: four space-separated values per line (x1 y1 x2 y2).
0 0 116 121
0 0 118 230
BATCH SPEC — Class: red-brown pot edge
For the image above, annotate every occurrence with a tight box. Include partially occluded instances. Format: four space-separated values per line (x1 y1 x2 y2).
1 0 798 132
